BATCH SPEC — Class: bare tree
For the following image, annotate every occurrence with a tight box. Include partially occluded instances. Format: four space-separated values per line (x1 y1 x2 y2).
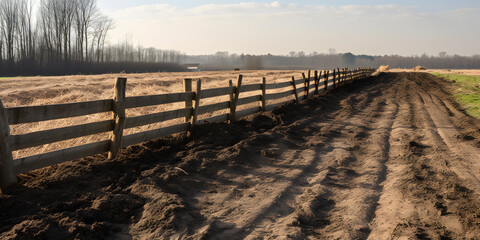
328 48 336 55
74 0 98 62
0 0 185 75
17 0 36 64
0 0 19 67
91 13 113 62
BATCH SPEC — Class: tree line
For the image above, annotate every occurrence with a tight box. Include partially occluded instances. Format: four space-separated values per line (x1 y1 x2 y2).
0 0 185 76
185 51 480 71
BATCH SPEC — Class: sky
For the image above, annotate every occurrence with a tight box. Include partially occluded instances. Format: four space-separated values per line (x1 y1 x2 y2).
97 0 480 56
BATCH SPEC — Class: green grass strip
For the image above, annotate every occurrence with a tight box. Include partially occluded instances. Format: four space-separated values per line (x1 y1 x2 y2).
431 73 480 118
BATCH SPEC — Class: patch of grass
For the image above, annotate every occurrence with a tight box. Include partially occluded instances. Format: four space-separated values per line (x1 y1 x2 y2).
431 73 480 118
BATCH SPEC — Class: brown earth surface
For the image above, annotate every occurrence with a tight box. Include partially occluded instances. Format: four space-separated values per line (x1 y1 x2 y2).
2 72 480 239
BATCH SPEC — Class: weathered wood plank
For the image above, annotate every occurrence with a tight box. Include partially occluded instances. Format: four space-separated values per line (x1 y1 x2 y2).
197 101 230 115
7 99 113 125
125 108 192 129
0 100 16 192
265 90 295 101
191 80 202 128
10 120 114 151
237 95 262 106
241 83 262 93
109 78 127 159
228 80 234 112
302 72 309 99
14 140 111 174
198 114 229 124
261 77 266 111
307 70 311 98
291 76 299 103
236 106 261 118
122 122 190 148
184 79 193 122
332 69 336 88
201 86 235 99
125 92 195 109
230 75 243 122
338 68 342 86
324 70 329 91
265 81 291 90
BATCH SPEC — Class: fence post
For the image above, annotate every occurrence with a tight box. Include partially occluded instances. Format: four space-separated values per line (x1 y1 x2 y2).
307 70 311 97
340 68 343 85
184 79 193 123
291 76 299 103
229 79 234 107
191 79 202 127
314 70 319 94
337 68 341 86
333 69 337 88
108 77 127 159
261 77 266 111
324 70 329 91
229 75 242 122
0 100 17 193
302 72 308 99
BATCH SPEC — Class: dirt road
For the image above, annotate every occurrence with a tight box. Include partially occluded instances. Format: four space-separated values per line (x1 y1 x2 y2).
2 72 480 239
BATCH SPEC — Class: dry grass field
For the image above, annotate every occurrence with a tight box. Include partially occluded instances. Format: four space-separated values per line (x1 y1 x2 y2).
0 70 308 160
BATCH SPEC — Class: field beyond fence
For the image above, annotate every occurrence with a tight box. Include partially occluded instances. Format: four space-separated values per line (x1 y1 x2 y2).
0 68 376 193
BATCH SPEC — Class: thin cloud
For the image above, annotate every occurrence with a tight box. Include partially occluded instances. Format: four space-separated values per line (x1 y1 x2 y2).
106 2 480 56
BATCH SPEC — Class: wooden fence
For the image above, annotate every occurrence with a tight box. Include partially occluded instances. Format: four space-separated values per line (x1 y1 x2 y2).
0 68 376 192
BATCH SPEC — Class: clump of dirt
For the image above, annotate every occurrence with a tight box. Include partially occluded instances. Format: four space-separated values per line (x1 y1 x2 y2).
378 65 390 72
413 66 426 71
250 114 277 131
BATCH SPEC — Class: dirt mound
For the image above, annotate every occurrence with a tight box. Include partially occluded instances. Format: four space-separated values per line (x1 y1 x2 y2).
378 65 390 72
413 65 426 71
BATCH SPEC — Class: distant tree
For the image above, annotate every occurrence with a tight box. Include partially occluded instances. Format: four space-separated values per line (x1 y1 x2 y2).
244 55 263 70
215 51 229 58
289 51 296 57
298 51 305 57
439 51 447 58
328 48 336 55
342 52 355 66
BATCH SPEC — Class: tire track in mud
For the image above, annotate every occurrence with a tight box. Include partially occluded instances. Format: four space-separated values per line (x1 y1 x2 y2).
369 73 480 239
188 77 398 239
239 82 398 239
301 86 398 239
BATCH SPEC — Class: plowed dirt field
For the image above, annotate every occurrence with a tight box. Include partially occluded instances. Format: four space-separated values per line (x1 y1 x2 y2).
2 72 480 239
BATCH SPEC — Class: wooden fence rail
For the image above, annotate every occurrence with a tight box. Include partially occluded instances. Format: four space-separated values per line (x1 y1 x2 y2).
0 67 376 193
